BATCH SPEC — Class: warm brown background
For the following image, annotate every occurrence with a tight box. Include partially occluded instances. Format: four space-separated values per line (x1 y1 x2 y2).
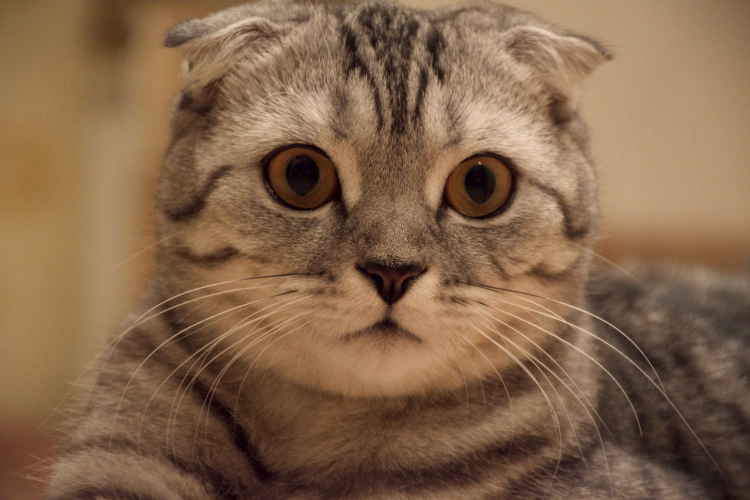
1 0 748 498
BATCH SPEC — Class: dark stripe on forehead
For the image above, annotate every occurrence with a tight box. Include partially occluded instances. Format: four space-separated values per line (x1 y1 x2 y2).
413 26 446 124
426 25 446 82
340 4 446 134
341 25 385 130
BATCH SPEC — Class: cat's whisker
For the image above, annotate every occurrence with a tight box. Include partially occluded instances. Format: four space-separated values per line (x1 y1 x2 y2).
478 296 632 472
128 301 280 452
462 281 665 392
135 292 304 451
129 283 288 339
101 276 296 384
573 243 645 287
471 285 727 483
254 319 307 387
165 294 311 449
450 327 511 421
119 290 296 439
164 321 284 454
197 308 317 445
452 327 516 449
137 292 301 447
233 314 318 413
137 304 257 453
476 303 613 436
210 316 315 454
125 273 300 336
449 341 471 414
299 317 343 367
465 323 564 465
474 308 610 492
107 231 177 276
475 307 605 430
173 295 312 431
459 337 488 410
473 314 583 489
480 292 652 433
418 339 472 384
50 276 296 435
183 292 308 403
226 318 316 447
210 305 316 401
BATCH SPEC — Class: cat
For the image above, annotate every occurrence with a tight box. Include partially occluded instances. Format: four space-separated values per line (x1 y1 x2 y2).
47 0 750 498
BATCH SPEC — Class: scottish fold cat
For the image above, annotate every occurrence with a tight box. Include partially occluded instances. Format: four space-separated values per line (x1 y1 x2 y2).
48 1 750 498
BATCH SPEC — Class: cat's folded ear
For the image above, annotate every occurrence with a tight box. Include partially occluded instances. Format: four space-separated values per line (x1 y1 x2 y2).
164 9 284 96
504 26 611 120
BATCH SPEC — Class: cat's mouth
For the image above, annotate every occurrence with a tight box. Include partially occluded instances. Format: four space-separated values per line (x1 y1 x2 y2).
343 318 422 344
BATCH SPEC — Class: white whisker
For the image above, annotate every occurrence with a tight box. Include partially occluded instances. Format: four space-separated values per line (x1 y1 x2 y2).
464 322 563 467
469 282 665 392
449 341 471 413
467 281 726 482
166 294 312 450
475 308 610 493
474 313 580 490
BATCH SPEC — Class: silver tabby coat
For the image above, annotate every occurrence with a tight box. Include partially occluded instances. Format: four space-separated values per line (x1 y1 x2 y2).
48 1 750 498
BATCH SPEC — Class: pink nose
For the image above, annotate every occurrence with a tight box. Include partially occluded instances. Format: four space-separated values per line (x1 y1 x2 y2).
357 262 426 305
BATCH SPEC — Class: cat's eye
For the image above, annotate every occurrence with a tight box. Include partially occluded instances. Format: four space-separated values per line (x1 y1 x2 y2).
265 146 339 209
444 155 514 218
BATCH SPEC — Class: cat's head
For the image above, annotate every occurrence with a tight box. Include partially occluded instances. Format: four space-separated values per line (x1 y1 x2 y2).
155 0 609 397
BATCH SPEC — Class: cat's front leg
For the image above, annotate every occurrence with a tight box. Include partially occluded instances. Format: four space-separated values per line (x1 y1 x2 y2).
47 449 215 500
538 445 709 500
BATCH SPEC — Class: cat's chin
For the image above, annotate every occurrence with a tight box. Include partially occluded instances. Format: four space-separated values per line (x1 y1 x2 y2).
281 325 471 398
342 318 423 345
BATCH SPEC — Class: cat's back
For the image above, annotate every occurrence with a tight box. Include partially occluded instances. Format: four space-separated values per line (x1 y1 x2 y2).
587 265 750 499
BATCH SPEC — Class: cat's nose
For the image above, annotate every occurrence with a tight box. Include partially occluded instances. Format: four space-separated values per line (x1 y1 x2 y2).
356 262 426 305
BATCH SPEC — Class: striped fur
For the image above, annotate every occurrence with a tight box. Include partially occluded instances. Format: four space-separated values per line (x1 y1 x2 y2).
48 1 749 499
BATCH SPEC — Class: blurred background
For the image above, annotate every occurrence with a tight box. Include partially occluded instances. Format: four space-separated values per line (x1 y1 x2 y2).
1 0 748 497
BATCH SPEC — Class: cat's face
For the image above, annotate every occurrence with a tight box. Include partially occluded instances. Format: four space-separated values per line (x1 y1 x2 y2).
157 1 607 397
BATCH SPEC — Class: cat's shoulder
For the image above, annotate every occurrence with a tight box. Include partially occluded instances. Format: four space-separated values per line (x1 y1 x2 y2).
587 263 750 341
585 265 750 498
586 262 750 396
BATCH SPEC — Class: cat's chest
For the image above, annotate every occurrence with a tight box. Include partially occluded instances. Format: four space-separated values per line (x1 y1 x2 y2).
227 373 571 492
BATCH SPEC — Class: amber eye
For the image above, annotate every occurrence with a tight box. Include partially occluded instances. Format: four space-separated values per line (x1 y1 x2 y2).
266 146 339 209
444 155 514 218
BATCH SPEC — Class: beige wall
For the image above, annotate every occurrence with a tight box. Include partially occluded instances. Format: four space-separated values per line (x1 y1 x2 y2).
1 0 748 429
1 0 91 423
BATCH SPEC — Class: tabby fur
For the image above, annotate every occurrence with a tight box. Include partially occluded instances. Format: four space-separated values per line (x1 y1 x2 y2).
48 1 750 498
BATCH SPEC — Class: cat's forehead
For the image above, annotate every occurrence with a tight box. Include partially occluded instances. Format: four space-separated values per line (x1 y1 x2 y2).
336 2 446 138
215 2 543 162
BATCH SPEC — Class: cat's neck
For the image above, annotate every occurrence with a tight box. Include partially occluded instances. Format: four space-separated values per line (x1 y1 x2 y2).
221 330 599 475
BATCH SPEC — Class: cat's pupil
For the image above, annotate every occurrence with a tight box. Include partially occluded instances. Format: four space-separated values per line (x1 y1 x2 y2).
464 163 495 205
286 155 319 196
